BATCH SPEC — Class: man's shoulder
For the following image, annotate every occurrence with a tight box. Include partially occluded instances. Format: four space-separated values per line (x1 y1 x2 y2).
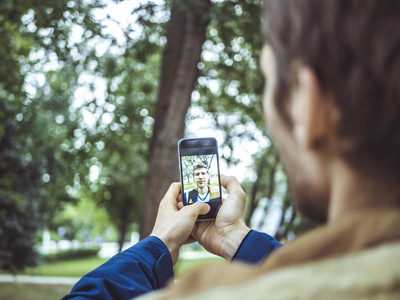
208 185 220 201
185 189 198 204
208 185 219 192
146 242 400 300
231 242 400 299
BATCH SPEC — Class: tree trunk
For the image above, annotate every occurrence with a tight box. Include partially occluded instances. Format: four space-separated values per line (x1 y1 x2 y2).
117 197 132 252
117 217 129 253
244 156 267 226
139 0 211 239
274 189 296 241
274 205 289 240
275 207 296 241
255 154 279 229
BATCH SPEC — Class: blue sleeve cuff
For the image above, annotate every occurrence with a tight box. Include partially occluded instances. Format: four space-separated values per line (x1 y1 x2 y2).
232 230 284 265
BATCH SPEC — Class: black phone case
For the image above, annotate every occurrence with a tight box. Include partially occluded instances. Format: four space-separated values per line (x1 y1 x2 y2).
178 137 222 220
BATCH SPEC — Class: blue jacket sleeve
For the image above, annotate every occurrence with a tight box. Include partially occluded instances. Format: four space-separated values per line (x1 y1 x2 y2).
62 236 173 300
232 230 284 265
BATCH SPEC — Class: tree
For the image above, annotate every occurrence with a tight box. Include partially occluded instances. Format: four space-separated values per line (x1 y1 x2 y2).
0 0 102 271
0 101 41 273
186 0 310 240
67 2 167 251
181 155 198 183
137 0 305 239
244 148 280 226
273 190 296 241
140 0 212 239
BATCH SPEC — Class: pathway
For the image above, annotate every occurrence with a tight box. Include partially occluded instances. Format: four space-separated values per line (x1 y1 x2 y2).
0 274 79 285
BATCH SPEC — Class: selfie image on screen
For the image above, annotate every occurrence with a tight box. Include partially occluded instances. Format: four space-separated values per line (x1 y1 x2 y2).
181 154 221 205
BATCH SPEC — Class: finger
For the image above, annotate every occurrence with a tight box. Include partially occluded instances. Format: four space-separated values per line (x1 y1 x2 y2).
190 223 197 237
177 202 184 210
196 202 211 216
177 192 183 203
220 174 246 208
220 174 245 196
160 182 181 207
181 202 210 219
185 236 196 244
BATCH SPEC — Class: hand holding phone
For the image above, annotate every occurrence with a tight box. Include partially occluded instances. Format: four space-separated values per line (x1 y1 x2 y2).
191 174 251 261
150 182 210 265
178 137 223 220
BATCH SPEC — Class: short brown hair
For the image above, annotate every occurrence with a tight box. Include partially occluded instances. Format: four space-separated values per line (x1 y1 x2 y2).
264 0 400 181
193 163 208 176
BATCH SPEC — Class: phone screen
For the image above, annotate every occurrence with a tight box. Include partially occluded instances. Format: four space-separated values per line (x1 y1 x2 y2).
178 137 222 220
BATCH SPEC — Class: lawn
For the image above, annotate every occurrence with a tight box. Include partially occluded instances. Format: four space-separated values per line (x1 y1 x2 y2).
0 256 224 278
18 256 109 277
0 283 72 300
0 255 226 299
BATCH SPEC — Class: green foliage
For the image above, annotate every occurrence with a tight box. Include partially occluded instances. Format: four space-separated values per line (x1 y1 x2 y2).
197 0 264 118
42 247 100 263
0 0 102 272
0 100 41 273
53 196 113 241
76 11 166 248
1 0 168 264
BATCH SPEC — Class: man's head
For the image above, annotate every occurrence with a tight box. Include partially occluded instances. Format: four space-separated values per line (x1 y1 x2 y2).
262 0 400 222
193 163 209 189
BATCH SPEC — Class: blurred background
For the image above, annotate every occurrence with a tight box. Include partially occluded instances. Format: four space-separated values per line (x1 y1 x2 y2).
0 0 315 298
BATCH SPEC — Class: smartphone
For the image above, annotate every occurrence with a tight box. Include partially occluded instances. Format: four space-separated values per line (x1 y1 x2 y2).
178 137 222 220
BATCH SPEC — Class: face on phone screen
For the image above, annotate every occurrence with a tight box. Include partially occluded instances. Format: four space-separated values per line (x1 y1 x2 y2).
181 154 220 202
178 138 222 220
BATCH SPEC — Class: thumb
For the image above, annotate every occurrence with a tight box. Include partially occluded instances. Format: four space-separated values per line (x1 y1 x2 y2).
183 202 210 218
196 202 211 215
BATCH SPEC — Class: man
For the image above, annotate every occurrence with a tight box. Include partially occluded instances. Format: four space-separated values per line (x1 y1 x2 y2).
185 163 220 204
63 0 400 299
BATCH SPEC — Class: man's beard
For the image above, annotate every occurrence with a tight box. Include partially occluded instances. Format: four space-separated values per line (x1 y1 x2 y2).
197 181 206 188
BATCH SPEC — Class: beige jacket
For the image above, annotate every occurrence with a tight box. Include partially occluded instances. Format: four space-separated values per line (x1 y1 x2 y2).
140 208 400 299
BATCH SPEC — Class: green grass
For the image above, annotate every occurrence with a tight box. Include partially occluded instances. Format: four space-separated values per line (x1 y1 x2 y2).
0 283 72 300
0 256 225 278
184 182 220 192
0 256 226 299
0 256 109 278
184 182 197 190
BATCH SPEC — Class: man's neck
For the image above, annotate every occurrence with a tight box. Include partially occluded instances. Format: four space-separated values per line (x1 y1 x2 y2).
197 186 208 195
329 160 400 222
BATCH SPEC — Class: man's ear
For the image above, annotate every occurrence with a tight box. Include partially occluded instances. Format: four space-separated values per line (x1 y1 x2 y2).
289 65 338 151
